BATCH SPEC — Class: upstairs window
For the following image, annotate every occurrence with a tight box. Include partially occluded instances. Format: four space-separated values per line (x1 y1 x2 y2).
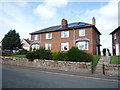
45 43 51 50
79 29 85 36
46 33 52 39
34 35 38 40
61 42 69 51
77 41 89 50
61 31 69 38
114 33 116 40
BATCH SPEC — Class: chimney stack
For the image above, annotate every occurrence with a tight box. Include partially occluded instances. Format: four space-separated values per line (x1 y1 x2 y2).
61 18 68 28
92 17 96 26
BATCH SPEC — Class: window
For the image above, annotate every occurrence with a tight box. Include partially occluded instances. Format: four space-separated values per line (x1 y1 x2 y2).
79 29 85 36
46 33 52 39
45 43 51 50
114 33 116 39
61 42 69 51
77 41 89 50
61 31 69 38
32 44 40 51
34 35 38 40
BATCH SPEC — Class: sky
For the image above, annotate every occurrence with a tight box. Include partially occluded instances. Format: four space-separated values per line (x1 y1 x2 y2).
0 0 119 53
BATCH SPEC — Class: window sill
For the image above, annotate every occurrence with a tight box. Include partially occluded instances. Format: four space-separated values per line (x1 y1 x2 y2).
46 38 52 40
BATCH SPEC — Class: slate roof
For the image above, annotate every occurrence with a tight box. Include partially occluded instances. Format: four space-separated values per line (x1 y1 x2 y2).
110 26 120 34
30 22 101 35
24 39 31 44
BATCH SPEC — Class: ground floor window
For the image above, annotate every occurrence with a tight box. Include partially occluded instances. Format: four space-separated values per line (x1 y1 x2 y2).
32 44 40 51
45 43 51 50
77 41 89 50
61 42 69 51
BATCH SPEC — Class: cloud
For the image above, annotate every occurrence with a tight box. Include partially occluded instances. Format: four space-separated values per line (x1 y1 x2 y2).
0 3 34 40
84 0 119 52
85 0 118 31
34 0 69 19
18 2 28 6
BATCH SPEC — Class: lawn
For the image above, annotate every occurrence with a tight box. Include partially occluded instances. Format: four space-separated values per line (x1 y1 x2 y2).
9 55 26 58
92 55 101 68
110 56 120 64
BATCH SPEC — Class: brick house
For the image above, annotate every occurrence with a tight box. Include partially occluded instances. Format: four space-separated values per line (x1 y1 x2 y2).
30 18 101 55
110 26 120 56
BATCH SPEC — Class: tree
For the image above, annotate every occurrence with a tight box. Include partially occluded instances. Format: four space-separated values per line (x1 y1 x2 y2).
2 29 22 52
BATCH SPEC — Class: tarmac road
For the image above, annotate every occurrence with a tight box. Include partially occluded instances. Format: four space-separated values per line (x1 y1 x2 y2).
2 64 119 88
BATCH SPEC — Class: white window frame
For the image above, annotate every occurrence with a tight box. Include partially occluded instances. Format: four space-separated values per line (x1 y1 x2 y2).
61 31 69 38
79 29 85 36
114 33 116 40
77 41 89 50
61 42 69 51
32 44 40 51
45 43 52 50
46 33 52 39
34 35 38 40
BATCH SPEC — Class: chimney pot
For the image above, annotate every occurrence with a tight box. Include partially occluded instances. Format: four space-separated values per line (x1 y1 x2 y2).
61 18 68 28
92 17 96 26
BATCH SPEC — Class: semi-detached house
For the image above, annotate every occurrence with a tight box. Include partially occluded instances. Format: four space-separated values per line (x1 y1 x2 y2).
30 17 101 55
110 26 120 56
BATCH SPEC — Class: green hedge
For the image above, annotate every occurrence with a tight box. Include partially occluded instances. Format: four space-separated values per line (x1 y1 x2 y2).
51 51 67 61
51 47 93 62
26 48 51 60
66 47 93 62
26 47 93 62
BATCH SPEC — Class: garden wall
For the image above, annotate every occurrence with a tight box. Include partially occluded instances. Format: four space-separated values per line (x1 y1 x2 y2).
0 56 119 76
0 56 91 74
104 64 120 76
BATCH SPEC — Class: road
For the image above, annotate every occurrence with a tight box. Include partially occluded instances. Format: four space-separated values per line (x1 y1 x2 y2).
2 64 119 88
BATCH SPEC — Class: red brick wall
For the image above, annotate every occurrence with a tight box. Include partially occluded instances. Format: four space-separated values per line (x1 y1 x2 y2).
112 29 120 55
40 30 74 52
30 27 100 55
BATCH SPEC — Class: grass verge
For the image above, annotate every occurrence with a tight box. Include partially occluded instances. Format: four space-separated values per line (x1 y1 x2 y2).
110 56 120 64
92 55 101 68
9 55 26 58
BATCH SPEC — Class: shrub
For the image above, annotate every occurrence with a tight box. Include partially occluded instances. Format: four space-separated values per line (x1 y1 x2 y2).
66 47 93 62
57 52 67 61
51 51 67 61
2 50 13 56
35 48 51 59
51 51 60 60
17 49 28 55
26 48 51 60
26 51 35 61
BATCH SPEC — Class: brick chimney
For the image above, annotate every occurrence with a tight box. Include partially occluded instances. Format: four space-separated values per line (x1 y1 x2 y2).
61 18 68 28
92 17 96 26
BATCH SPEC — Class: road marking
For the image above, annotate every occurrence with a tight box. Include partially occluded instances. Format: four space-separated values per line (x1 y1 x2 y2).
2 64 118 82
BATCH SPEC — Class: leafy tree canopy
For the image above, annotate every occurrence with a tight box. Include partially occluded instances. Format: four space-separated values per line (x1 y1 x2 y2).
2 29 22 51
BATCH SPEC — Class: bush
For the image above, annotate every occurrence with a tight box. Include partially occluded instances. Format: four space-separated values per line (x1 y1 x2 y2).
57 52 67 61
17 49 28 55
66 47 93 62
26 51 35 61
51 51 60 60
2 50 13 56
51 51 67 61
35 48 51 59
26 48 51 60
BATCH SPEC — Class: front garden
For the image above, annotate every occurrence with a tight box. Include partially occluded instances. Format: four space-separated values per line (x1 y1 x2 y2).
110 56 120 64
5 47 101 67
